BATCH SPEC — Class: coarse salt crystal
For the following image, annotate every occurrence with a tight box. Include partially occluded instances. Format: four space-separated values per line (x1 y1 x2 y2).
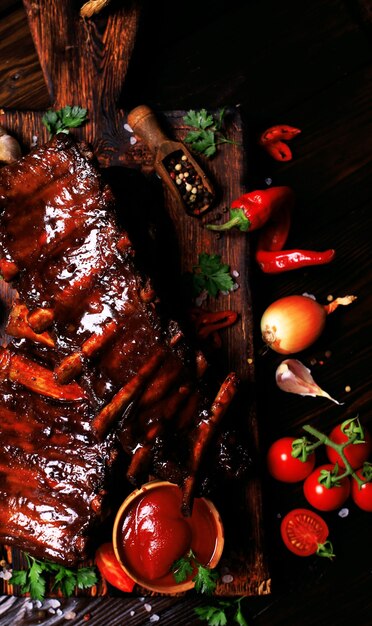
130 136 137 145
64 611 77 620
56 609 63 616
48 599 61 609
265 177 272 186
232 270 240 278
48 608 56 615
222 574 234 584
34 600 43 609
338 508 349 518
144 603 152 612
150 615 160 623
124 123 133 132
130 610 135 617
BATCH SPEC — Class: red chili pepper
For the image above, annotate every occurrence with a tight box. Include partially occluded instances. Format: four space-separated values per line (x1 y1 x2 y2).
255 200 336 273
190 308 238 347
255 248 336 274
206 186 295 233
259 124 301 162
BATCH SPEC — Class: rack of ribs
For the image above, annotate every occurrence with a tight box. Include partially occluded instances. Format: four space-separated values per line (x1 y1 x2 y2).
0 135 238 565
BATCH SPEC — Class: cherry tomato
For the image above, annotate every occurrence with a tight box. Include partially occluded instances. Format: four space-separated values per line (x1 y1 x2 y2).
280 508 329 556
351 469 372 512
303 464 351 511
95 542 135 593
326 424 371 469
267 437 316 482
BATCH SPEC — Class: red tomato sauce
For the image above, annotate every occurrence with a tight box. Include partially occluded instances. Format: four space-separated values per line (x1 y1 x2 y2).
118 484 219 585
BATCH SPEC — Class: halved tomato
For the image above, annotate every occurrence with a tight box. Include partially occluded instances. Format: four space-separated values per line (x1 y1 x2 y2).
280 508 329 557
95 542 135 593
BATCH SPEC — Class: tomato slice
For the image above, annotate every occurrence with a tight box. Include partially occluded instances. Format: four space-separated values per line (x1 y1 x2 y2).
95 542 135 593
280 508 329 557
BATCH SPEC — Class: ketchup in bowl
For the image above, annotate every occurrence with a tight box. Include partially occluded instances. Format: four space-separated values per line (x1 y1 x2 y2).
113 481 224 593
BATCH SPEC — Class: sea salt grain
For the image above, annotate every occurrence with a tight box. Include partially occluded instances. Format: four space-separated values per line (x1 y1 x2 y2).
130 136 137 145
222 574 234 584
150 615 160 622
130 610 135 617
65 611 77 620
338 508 349 518
265 177 272 185
124 123 133 133
47 599 61 609
144 603 152 612
232 270 240 278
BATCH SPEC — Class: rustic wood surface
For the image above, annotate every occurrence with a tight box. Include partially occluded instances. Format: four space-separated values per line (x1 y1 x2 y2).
0 0 371 625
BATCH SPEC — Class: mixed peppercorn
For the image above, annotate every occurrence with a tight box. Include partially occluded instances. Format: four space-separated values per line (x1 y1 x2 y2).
164 150 214 215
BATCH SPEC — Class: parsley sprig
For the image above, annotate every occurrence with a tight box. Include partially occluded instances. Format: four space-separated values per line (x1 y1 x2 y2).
191 252 234 298
183 108 236 157
10 553 97 601
195 598 249 626
172 550 219 595
42 105 88 137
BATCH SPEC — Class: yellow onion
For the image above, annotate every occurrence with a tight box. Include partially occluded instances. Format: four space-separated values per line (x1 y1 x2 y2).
260 294 357 354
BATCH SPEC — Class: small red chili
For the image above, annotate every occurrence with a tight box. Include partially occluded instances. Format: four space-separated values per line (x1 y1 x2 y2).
259 124 301 162
189 308 238 347
255 248 336 274
206 186 295 233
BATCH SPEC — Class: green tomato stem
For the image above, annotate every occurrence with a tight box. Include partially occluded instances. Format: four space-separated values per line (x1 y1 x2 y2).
302 424 364 487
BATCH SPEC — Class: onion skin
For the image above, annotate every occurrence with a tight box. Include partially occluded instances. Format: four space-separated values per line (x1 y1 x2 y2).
260 295 327 354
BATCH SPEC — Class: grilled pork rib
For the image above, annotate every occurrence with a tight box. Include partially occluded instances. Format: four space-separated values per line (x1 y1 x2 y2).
0 135 238 565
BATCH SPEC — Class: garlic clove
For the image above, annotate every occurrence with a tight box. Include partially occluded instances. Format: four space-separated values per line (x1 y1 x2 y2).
275 359 343 405
0 127 22 164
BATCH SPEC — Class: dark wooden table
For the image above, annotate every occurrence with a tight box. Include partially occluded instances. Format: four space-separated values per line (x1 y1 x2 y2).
0 1 371 625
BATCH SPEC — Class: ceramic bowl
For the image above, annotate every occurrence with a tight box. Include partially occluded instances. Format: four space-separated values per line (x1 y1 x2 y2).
112 480 224 594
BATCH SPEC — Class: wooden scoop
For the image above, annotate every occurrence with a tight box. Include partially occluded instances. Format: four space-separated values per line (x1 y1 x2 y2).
127 105 216 216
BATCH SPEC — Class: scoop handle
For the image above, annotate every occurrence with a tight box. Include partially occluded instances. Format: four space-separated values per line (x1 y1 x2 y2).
127 105 174 153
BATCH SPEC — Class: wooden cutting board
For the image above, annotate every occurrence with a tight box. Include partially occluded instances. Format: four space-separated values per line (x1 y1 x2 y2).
0 0 270 598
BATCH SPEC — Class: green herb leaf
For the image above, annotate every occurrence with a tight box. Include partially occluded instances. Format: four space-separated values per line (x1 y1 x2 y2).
193 563 219 595
42 106 88 136
184 129 217 157
184 109 215 130
192 252 234 298
10 554 97 601
25 559 46 600
172 554 194 583
234 599 249 626
183 108 232 157
76 567 98 590
9 569 27 588
195 605 228 626
195 598 249 626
